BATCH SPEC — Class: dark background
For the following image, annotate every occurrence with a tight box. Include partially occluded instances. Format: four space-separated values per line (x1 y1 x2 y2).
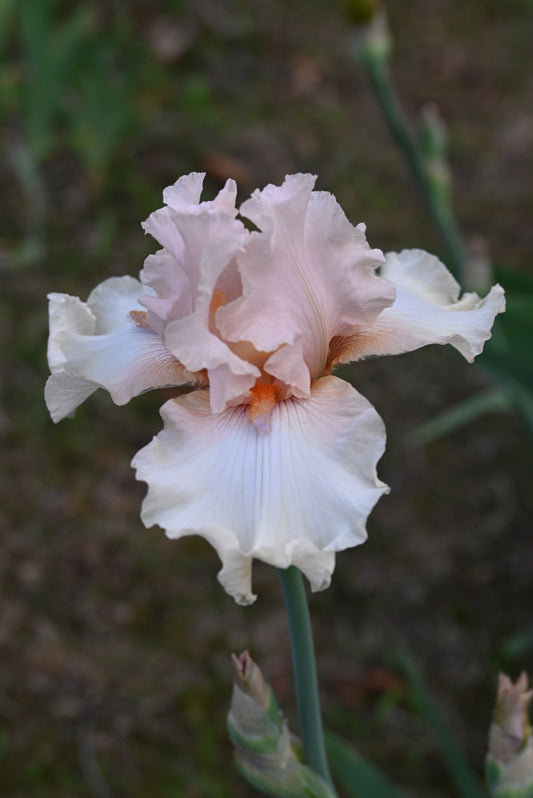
1 1 532 795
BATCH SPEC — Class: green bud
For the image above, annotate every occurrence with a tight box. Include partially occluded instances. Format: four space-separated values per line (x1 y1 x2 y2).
486 672 533 798
227 651 336 798
228 650 283 756
351 11 392 66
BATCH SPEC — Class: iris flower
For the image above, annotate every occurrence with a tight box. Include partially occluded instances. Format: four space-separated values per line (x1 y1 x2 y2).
46 173 505 604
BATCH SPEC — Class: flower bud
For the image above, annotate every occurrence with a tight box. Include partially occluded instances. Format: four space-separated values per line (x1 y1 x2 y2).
227 651 336 798
351 11 392 65
228 650 282 756
486 672 533 798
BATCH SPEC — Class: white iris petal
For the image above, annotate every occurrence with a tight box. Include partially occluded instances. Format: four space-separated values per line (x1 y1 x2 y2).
132 376 388 605
45 277 196 422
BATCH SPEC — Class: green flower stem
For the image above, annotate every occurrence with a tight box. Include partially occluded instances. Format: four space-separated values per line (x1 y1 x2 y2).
278 566 337 794
359 48 467 281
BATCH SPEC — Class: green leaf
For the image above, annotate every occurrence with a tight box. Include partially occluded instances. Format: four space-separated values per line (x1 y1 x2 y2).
412 388 511 444
325 732 404 798
494 264 533 295
397 654 486 798
473 269 533 435
479 347 533 435
17 0 94 159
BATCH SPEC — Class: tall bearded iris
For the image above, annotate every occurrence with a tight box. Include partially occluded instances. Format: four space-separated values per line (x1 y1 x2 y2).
46 173 505 604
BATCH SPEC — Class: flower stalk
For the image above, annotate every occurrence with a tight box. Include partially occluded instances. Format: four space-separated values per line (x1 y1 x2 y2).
278 566 337 794
353 12 467 281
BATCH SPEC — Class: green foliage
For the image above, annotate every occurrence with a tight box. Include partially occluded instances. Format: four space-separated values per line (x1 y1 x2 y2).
398 655 487 798
2 0 157 187
478 268 533 435
14 0 94 160
67 28 150 188
412 387 511 444
326 732 405 798
412 265 533 443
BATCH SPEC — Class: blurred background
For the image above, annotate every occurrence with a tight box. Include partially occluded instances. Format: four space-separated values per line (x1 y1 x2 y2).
1 0 533 796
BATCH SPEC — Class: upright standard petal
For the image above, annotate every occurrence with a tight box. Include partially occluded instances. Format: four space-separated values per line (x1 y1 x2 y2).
132 376 388 605
217 174 395 397
328 249 506 368
45 276 202 422
162 172 238 216
139 183 243 333
142 190 260 412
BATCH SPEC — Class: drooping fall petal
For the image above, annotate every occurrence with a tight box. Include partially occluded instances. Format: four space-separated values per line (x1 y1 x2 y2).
132 375 388 604
45 276 200 422
329 249 505 368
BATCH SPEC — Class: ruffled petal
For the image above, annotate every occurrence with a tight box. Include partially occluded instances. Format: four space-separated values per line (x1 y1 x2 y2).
45 372 98 423
216 174 395 395
140 244 244 336
151 210 259 412
139 249 192 335
132 375 388 605
142 174 238 259
140 175 259 412
329 249 506 367
45 277 202 422
140 174 238 310
162 172 238 215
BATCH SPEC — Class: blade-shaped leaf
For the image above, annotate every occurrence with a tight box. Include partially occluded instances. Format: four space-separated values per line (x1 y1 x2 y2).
398 654 486 798
325 732 405 798
412 387 511 444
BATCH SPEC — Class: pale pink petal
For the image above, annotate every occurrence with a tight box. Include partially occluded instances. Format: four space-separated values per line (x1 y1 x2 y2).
45 277 202 422
262 340 310 399
206 363 260 413
329 249 506 367
162 171 206 209
162 172 238 215
139 176 258 411
139 249 192 335
141 174 237 275
158 211 259 412
216 174 395 396
132 376 388 605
